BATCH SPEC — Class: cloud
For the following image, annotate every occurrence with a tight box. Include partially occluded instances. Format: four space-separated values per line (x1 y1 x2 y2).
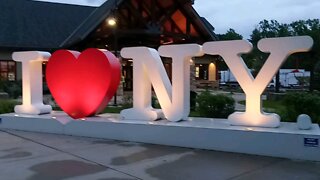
34 0 320 39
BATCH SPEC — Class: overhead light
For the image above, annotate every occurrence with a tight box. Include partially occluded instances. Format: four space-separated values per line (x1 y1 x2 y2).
107 17 117 26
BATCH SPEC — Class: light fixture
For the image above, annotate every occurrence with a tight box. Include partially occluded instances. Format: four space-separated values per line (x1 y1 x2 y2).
107 17 117 26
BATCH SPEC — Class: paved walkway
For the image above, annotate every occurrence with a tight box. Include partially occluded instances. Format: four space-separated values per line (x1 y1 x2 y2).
0 130 319 180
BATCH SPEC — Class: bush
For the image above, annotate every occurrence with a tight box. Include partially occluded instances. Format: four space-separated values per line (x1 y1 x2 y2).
314 62 320 91
196 91 235 118
190 91 197 111
283 92 320 124
1 81 22 98
43 82 51 95
0 100 17 114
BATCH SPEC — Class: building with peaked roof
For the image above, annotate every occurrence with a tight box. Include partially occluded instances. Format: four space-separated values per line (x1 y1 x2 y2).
0 0 219 90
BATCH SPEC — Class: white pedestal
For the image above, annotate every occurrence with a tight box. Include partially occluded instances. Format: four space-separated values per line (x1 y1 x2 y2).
0 112 319 161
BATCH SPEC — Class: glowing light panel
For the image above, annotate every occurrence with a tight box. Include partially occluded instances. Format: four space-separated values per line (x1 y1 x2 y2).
12 51 52 115
120 44 203 121
203 36 313 127
46 48 121 119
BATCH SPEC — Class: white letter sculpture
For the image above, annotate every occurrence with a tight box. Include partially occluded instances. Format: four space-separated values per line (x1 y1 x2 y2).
120 44 203 121
204 36 313 128
12 51 52 115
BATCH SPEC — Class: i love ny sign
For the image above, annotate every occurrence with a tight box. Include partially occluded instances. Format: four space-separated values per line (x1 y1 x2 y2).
12 36 313 128
46 49 121 119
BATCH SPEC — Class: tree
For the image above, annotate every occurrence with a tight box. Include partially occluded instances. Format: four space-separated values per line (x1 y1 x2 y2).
217 28 243 40
216 29 243 70
290 19 320 91
248 20 292 91
248 19 320 91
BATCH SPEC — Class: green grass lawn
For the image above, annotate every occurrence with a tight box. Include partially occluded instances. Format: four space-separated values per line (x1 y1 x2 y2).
239 100 319 122
3 94 317 124
0 98 286 119
238 99 299 122
238 99 286 113
102 106 128 113
52 105 130 114
103 106 202 117
263 100 287 113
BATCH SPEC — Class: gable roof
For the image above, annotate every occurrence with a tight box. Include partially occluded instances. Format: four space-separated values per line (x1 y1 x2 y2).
0 0 215 50
0 0 113 50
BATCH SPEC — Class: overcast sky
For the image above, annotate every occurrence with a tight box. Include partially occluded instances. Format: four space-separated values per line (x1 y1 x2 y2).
36 0 320 39
193 0 320 39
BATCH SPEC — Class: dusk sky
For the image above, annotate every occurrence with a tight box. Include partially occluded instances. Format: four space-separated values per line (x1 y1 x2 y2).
36 0 320 39
193 0 320 39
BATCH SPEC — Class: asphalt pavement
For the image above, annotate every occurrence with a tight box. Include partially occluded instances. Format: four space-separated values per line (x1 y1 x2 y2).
0 129 319 180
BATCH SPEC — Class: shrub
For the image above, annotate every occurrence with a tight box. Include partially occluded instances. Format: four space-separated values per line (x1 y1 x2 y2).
43 82 51 95
1 81 22 98
190 91 197 111
196 91 235 118
151 95 159 108
122 93 133 108
0 100 17 114
283 92 320 124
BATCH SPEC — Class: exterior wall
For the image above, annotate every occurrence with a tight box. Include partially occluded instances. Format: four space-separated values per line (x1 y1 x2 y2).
16 62 22 80
0 51 34 81
190 58 197 92
208 62 216 81
0 51 19 81
193 55 219 88
0 50 219 89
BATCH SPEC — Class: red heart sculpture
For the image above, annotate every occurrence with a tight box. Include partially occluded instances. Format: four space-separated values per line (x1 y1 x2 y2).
46 48 121 119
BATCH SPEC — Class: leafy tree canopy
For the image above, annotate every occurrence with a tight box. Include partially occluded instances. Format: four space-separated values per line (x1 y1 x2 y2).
217 28 243 40
248 19 320 91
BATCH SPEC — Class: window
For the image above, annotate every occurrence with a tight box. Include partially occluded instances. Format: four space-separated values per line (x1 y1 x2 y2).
0 60 16 81
195 67 200 78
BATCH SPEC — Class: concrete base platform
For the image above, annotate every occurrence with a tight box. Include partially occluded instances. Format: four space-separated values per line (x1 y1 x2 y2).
0 112 319 161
